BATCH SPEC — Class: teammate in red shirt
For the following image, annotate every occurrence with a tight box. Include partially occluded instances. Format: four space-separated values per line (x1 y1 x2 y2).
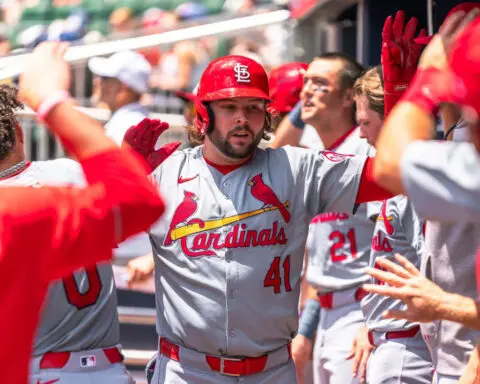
0 42 165 383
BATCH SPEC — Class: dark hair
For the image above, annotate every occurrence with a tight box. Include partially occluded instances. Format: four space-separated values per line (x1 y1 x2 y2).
0 84 23 161
314 52 365 91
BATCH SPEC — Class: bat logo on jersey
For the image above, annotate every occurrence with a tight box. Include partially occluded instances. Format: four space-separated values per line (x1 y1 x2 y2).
376 201 394 235
164 176 290 256
322 151 355 163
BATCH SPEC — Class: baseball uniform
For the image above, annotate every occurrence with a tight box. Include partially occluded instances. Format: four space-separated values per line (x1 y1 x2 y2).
401 138 480 383
305 128 379 384
401 140 480 222
148 144 368 383
361 196 433 384
0 159 134 384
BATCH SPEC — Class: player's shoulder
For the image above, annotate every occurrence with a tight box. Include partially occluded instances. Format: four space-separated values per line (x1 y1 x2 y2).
153 145 202 177
31 158 85 186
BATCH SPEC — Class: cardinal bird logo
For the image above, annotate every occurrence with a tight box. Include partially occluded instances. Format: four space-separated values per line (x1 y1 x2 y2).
165 191 199 245
248 173 290 223
377 200 394 235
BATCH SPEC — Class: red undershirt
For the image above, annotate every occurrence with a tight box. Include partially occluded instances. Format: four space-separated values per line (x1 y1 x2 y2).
204 156 251 175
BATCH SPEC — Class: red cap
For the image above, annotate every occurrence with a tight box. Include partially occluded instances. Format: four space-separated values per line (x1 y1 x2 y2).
269 62 308 114
175 90 195 102
194 55 270 134
415 2 480 45
448 16 480 114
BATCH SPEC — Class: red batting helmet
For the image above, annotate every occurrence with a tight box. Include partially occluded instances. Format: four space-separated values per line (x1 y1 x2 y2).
448 16 480 116
269 62 308 114
194 55 271 135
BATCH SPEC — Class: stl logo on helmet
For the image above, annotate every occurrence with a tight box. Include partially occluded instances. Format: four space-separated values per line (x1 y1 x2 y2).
164 174 290 257
234 63 251 83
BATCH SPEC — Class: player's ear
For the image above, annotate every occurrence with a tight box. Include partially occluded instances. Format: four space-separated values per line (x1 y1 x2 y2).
15 123 24 144
341 87 355 109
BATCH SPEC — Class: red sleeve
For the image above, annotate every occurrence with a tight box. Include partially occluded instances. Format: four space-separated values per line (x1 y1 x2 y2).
355 157 394 204
1 148 165 282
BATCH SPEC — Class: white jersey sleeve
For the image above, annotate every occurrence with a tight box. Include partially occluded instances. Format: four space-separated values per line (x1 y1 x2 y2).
289 147 366 219
401 141 480 222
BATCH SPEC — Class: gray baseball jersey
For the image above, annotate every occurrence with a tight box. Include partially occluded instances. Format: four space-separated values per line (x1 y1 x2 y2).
420 221 480 376
149 145 367 357
401 140 480 222
0 159 120 355
361 195 425 332
305 128 380 293
401 139 480 376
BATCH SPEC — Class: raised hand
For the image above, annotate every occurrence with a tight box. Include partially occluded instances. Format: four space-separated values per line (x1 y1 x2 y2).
381 11 426 117
123 117 182 171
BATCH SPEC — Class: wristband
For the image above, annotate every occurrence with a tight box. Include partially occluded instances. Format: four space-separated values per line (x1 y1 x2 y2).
297 298 320 340
37 90 71 122
288 101 305 129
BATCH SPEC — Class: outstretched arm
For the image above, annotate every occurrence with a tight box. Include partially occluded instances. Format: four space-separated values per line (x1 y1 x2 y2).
374 10 480 194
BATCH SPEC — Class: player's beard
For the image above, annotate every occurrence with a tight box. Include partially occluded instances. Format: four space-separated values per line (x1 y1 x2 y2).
208 125 263 159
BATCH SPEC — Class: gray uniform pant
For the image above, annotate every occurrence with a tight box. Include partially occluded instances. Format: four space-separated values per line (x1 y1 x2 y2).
313 300 364 384
366 329 434 384
30 347 134 384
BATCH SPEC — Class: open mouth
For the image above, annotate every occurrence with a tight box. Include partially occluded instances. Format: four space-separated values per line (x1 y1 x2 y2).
303 101 314 107
231 132 251 138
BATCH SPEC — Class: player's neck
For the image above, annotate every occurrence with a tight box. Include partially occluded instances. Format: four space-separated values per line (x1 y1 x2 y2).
202 141 252 166
316 119 355 150
0 152 26 173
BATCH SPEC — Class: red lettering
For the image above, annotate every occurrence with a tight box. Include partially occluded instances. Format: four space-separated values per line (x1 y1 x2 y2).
246 230 259 247
258 228 272 245
180 221 289 257
311 212 350 224
264 255 292 294
371 231 393 253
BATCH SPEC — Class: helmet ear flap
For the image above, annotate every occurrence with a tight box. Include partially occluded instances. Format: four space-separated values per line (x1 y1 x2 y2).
195 101 214 135
205 104 215 135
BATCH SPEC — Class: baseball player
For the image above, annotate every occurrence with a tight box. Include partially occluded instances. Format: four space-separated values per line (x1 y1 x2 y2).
353 63 433 384
124 54 392 384
350 14 433 384
269 62 308 120
0 42 165 384
367 9 480 384
290 54 381 384
0 84 137 383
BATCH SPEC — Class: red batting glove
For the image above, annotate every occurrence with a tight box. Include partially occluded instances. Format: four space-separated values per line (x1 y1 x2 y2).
400 67 459 116
381 11 427 117
122 118 182 171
